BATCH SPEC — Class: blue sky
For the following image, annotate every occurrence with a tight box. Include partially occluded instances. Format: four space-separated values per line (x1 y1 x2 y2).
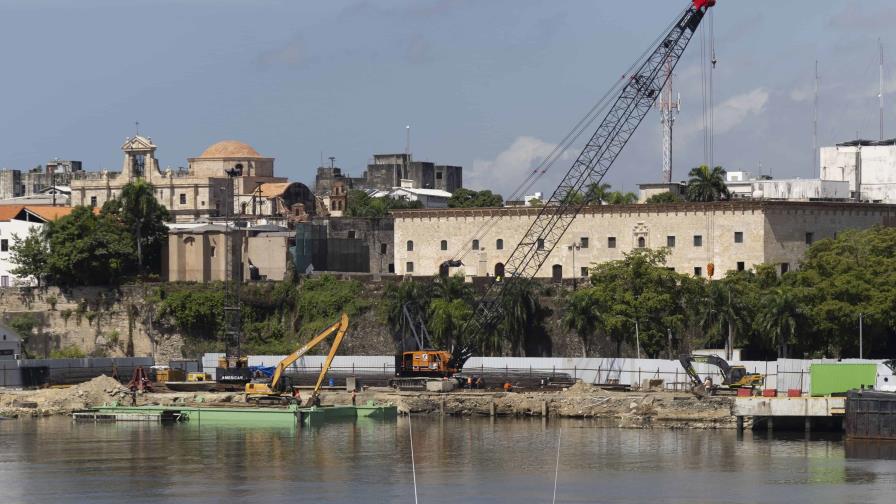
2 0 895 196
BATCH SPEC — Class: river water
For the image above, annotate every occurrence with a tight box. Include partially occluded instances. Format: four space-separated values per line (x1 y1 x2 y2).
1 416 895 503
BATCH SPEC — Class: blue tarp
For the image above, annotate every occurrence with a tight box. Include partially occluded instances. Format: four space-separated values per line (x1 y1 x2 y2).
249 366 275 378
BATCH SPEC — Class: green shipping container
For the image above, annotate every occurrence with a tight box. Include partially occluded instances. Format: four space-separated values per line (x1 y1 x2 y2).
810 363 878 397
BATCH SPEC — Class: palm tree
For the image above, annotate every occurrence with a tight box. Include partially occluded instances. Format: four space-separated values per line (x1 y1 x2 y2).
698 280 748 360
113 180 170 273
428 298 472 348
585 183 612 205
686 165 731 202
605 191 638 205
756 287 802 358
486 279 541 356
563 289 602 357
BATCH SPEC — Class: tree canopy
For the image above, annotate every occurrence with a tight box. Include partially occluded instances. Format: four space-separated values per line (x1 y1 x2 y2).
645 191 685 204
448 188 504 208
10 181 170 286
345 189 423 217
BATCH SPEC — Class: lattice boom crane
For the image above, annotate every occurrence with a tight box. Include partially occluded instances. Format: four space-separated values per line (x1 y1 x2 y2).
450 0 717 369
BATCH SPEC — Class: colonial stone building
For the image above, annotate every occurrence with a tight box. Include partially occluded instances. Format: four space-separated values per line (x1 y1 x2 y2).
71 136 289 223
392 201 896 279
314 153 462 196
166 224 293 282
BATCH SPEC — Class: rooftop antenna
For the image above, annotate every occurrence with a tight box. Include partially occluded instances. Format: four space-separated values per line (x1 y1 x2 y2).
405 125 412 160
329 156 335 169
880 38 885 141
659 59 680 183
814 60 819 177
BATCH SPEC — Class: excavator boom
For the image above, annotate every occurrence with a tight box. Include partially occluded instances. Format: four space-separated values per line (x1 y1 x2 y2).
247 313 349 397
307 314 350 405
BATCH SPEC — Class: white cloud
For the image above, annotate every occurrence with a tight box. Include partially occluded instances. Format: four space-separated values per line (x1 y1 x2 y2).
789 84 814 103
468 136 575 195
683 87 770 139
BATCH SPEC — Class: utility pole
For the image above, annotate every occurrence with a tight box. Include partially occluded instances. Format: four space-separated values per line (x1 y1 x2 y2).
859 312 864 359
635 320 641 361
659 59 680 183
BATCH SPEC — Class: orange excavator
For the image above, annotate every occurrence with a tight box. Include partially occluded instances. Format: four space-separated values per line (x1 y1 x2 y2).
245 313 349 405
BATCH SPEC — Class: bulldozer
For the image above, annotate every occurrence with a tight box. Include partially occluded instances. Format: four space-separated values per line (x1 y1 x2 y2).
679 354 763 398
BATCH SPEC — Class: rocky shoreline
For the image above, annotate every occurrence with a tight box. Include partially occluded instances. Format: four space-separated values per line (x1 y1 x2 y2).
0 377 737 429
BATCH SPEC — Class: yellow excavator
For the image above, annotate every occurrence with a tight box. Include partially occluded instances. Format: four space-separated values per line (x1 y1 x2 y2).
245 313 349 405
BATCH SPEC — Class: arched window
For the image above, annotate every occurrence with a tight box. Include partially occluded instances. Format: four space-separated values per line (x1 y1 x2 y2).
472 239 480 251
637 237 646 248
496 239 504 250
552 264 563 283
440 240 448 251
407 240 414 252
234 163 244 176
495 263 505 278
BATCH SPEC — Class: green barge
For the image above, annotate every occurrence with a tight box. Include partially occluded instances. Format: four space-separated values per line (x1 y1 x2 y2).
73 402 397 427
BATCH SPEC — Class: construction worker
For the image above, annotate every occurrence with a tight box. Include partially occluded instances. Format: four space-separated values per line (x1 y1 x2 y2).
351 390 357 406
503 382 513 393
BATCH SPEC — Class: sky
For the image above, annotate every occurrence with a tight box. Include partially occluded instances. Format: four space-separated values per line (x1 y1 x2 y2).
2 0 896 197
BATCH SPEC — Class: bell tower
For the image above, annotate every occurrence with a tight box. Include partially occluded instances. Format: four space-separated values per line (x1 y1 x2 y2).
120 135 159 181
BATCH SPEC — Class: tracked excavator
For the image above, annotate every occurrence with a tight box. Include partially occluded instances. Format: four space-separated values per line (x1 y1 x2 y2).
679 354 763 398
399 0 718 375
245 313 349 405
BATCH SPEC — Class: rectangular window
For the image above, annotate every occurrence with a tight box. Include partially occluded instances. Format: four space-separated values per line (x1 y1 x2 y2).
805 232 814 245
734 232 743 244
580 267 588 278
0 276 7 287
347 230 356 239
90 196 97 208
667 236 676 248
406 262 414 273
179 193 187 205
472 239 480 251
694 266 702 277
537 239 545 250
496 239 504 250
737 261 745 272
380 243 387 254
580 237 589 249
388 263 395 273
608 237 617 249
0 239 7 252
436 172 443 179
780 263 789 274
693 235 703 247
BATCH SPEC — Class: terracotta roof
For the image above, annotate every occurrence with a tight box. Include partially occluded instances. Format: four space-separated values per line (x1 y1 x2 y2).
257 182 292 198
24 206 79 221
0 205 24 222
0 205 78 222
197 140 263 159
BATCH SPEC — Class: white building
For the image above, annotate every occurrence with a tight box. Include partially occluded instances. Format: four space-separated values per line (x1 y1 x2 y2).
370 185 452 208
821 139 896 202
0 320 23 360
0 205 78 287
722 172 850 202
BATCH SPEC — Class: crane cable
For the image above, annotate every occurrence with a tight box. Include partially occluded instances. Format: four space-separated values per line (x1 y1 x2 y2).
446 7 690 268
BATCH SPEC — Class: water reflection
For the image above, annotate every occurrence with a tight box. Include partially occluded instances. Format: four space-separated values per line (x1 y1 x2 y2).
1 417 896 503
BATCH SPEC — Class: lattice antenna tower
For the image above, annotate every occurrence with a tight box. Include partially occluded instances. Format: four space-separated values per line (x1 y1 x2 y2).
659 59 681 183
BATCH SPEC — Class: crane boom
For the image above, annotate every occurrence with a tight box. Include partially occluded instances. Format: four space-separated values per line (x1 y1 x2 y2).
453 0 716 367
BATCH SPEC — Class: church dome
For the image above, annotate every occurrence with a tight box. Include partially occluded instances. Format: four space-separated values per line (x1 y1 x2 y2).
198 140 263 159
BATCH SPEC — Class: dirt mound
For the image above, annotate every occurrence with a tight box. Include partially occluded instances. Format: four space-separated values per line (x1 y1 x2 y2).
562 381 607 397
0 375 129 415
